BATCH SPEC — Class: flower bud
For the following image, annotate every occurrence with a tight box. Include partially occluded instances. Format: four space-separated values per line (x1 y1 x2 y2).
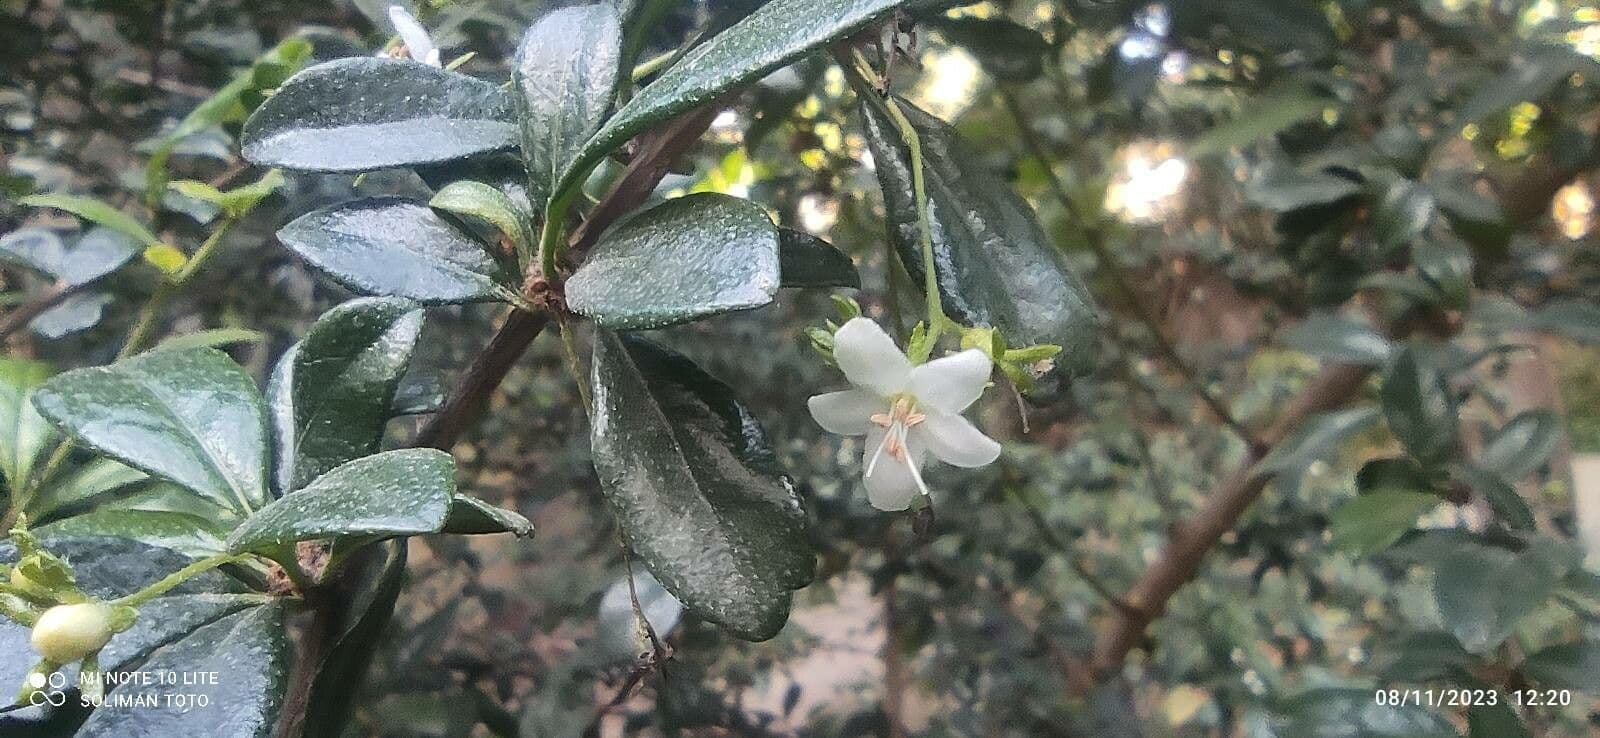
30 603 114 663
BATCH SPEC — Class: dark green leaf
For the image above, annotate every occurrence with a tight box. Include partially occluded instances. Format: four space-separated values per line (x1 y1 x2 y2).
442 495 534 537
30 292 113 339
27 458 146 520
1434 538 1578 653
1381 346 1457 468
566 194 781 329
268 298 424 493
0 358 55 493
1377 631 1479 683
1413 237 1473 309
590 332 811 640
31 348 269 515
1468 702 1529 738
241 57 517 173
18 195 160 248
0 228 139 287
227 449 455 554
1259 408 1380 477
554 0 908 202
1480 410 1562 481
35 510 227 559
862 98 1098 379
1520 641 1600 692
1456 46 1597 126
302 541 406 738
513 3 623 209
153 328 267 353
1371 176 1436 253
429 181 535 260
1278 688 1455 738
925 17 1049 82
1330 489 1440 556
73 605 289 738
1245 167 1362 213
1189 85 1332 156
276 197 512 304
779 228 859 288
1282 314 1391 366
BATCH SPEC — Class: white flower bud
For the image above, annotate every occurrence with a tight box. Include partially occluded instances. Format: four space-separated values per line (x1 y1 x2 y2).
30 603 114 663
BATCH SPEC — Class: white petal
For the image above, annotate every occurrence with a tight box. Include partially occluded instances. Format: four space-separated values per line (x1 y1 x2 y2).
807 389 878 436
909 348 992 414
388 6 440 66
863 426 924 511
915 411 1001 468
833 317 911 396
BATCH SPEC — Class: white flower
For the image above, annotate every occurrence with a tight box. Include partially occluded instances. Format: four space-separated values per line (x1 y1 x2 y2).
808 317 1002 511
388 5 441 67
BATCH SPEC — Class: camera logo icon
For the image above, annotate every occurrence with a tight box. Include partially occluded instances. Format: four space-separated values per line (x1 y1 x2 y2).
25 672 69 707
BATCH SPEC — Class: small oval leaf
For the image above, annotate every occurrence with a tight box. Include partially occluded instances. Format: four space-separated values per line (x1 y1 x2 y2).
514 3 623 209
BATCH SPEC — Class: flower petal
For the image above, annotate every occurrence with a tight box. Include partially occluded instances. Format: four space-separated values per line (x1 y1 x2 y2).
863 426 924 511
909 349 991 414
833 317 911 396
389 5 440 66
807 389 878 436
915 411 1001 468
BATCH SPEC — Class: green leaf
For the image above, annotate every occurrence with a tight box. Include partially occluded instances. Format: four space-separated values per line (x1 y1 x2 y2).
1451 462 1533 530
153 328 267 353
73 604 289 738
1456 45 1598 126
1278 688 1456 738
31 348 269 515
553 0 908 202
0 358 55 493
0 227 140 287
429 180 535 263
1520 641 1600 692
168 170 284 219
925 17 1049 82
779 228 859 289
1527 300 1600 344
595 569 683 665
1259 407 1380 477
1189 85 1332 156
1434 538 1578 653
301 541 407 738
18 195 161 248
268 298 424 493
30 291 112 339
276 197 513 304
1413 236 1473 309
1245 166 1362 213
513 3 623 210
1468 702 1530 738
242 57 518 173
35 509 226 559
590 332 812 640
1371 176 1436 253
1282 314 1391 366
1330 489 1440 556
226 449 455 554
1480 410 1562 481
1381 346 1457 468
861 98 1098 380
442 495 534 537
566 194 782 329
27 458 148 520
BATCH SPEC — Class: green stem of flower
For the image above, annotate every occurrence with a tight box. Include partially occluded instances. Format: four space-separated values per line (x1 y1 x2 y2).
538 193 572 282
112 553 247 609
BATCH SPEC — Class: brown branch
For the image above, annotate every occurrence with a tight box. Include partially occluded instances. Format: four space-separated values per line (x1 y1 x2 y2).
993 87 1264 453
414 308 550 451
1083 362 1372 686
0 281 71 342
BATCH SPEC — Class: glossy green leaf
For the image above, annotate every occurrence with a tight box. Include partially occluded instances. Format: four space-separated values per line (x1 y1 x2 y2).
1520 641 1600 692
168 170 284 219
1468 703 1530 738
1480 410 1562 481
0 228 140 287
1282 314 1391 366
1245 166 1362 213
35 509 227 558
554 0 908 201
862 98 1098 379
590 332 811 640
241 57 518 172
74 604 289 738
301 541 406 738
268 298 424 493
0 358 55 493
513 3 623 209
1381 346 1457 468
1259 408 1380 477
153 328 267 353
1434 538 1579 653
227 449 455 554
429 181 535 262
926 17 1049 82
1189 85 1331 156
443 495 534 537
30 291 113 339
31 348 268 515
1456 46 1597 126
27 457 147 520
18 195 161 248
1278 688 1456 738
276 197 512 304
779 228 859 288
1329 489 1439 556
1450 462 1533 530
566 194 781 329
1371 176 1436 253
